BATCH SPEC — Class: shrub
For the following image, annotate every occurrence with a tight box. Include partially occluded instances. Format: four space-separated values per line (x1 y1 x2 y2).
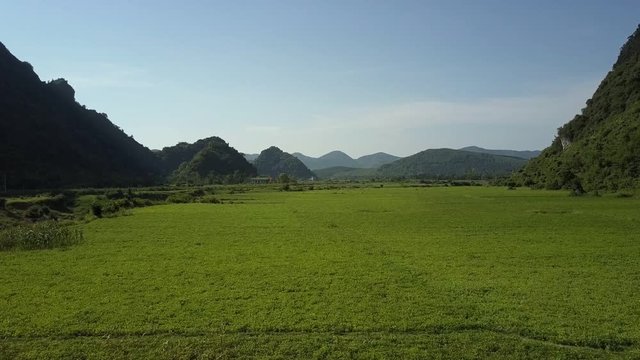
132 198 153 207
615 191 634 198
25 205 51 220
0 221 83 251
199 195 221 204
105 189 125 200
91 202 103 218
190 189 205 197
166 193 193 204
0 198 6 210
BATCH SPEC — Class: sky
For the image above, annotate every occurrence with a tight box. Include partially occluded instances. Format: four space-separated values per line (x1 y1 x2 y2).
1 1 639 157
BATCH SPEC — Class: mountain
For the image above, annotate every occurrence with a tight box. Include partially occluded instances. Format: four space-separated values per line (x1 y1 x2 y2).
355 152 402 168
459 146 541 160
158 136 227 174
377 149 527 179
293 151 358 170
254 146 315 179
169 138 256 184
0 41 161 189
514 25 640 191
293 151 400 170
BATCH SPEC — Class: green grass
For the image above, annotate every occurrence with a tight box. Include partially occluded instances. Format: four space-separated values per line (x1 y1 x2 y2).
1 186 639 358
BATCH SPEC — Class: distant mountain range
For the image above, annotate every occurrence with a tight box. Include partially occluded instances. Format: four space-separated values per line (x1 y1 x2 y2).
290 151 401 170
459 146 540 160
0 39 553 189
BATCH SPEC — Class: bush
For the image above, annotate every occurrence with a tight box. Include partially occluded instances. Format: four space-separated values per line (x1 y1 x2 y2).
105 189 125 200
25 205 51 220
166 193 194 204
91 202 103 218
199 195 221 204
0 221 83 251
615 191 634 198
190 189 205 197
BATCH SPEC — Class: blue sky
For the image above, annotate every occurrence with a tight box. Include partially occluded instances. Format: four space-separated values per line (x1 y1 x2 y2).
1 1 638 157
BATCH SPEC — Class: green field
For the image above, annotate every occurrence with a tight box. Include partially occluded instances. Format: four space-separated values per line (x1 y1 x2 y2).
1 186 639 359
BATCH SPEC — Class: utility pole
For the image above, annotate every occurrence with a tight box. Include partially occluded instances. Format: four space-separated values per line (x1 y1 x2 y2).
2 173 6 194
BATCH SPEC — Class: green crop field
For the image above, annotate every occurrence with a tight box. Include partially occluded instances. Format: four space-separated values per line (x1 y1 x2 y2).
1 186 639 359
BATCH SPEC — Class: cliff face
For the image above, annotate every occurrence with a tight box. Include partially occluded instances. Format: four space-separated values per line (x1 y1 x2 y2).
0 42 162 189
515 25 640 191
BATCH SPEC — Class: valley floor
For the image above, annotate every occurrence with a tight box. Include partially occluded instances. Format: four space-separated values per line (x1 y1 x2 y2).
1 186 639 359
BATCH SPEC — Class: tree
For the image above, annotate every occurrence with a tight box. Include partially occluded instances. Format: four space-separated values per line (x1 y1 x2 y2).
278 173 290 184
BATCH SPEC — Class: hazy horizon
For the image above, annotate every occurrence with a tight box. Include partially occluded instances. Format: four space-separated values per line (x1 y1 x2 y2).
1 1 639 158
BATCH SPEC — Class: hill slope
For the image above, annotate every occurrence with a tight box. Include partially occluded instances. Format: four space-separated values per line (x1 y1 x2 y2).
356 152 402 168
378 149 527 179
255 147 315 179
0 42 161 189
293 151 357 170
515 25 640 191
460 146 540 160
170 138 256 184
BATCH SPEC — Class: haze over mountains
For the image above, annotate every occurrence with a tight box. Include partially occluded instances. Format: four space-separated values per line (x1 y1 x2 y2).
292 151 401 170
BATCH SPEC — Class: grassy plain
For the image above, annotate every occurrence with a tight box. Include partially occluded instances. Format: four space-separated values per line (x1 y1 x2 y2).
1 186 639 359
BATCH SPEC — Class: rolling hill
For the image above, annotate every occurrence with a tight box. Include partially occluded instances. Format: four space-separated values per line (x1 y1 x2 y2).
378 149 527 179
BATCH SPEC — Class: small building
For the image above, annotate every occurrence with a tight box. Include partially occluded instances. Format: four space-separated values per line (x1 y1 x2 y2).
249 176 272 184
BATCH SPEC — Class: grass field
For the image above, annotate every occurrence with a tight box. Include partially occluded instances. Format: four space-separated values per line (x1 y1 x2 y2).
1 186 639 359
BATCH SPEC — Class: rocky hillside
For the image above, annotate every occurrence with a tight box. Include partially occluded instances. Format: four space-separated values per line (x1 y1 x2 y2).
255 147 315 179
0 42 162 189
168 137 256 185
514 25 640 191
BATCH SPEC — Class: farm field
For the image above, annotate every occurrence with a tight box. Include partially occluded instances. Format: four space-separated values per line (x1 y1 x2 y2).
1 186 639 359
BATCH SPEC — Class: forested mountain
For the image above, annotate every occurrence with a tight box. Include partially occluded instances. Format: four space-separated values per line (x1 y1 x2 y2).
293 151 357 170
0 42 162 189
158 136 234 175
377 149 527 179
169 138 256 184
514 25 640 191
293 151 400 170
255 147 315 179
356 152 402 168
459 146 540 160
